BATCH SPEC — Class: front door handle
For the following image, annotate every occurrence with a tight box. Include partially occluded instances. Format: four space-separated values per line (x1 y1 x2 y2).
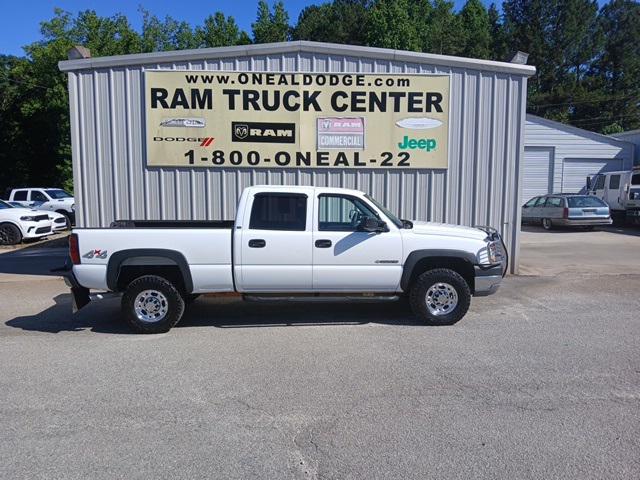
315 239 332 248
248 239 266 248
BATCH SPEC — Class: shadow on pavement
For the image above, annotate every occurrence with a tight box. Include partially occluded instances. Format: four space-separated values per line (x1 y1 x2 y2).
5 295 422 335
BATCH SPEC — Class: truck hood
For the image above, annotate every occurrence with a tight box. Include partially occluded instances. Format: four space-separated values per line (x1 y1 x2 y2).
408 221 488 241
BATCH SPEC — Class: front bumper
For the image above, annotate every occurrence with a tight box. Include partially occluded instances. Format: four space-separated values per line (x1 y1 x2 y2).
22 221 53 239
474 264 503 296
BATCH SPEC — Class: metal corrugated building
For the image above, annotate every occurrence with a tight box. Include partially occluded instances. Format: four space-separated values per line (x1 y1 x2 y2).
59 41 536 273
523 115 634 203
610 129 640 165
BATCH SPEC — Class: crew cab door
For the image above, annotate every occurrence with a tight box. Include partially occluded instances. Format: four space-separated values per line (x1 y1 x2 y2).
237 191 312 292
312 193 402 292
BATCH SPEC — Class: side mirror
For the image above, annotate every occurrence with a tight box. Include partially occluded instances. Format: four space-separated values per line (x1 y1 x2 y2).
359 216 387 233
523 204 529 209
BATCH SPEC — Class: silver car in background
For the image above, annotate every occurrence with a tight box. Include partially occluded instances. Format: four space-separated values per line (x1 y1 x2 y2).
522 194 612 230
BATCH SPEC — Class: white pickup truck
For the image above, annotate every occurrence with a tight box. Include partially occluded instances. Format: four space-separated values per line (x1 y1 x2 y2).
67 186 506 333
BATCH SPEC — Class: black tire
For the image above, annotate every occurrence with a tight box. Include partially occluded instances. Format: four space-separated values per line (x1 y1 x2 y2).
0 223 22 245
409 268 471 326
541 218 553 230
56 210 72 228
183 293 200 304
121 275 185 334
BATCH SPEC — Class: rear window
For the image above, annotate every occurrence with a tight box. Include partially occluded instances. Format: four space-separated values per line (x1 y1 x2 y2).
249 193 307 231
545 197 564 207
13 190 27 201
567 196 606 208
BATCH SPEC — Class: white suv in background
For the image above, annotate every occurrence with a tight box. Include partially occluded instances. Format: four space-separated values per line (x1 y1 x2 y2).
0 200 53 245
8 188 75 225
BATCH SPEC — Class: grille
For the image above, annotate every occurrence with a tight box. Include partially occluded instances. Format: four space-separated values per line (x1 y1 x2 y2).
35 226 51 234
34 214 49 222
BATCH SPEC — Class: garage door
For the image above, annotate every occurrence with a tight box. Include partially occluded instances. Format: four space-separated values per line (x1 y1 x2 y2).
562 158 623 193
522 147 553 205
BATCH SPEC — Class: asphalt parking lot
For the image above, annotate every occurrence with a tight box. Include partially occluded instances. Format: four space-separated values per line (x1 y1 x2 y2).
0 228 639 479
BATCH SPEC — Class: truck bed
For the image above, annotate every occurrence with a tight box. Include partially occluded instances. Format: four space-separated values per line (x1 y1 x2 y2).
110 220 235 229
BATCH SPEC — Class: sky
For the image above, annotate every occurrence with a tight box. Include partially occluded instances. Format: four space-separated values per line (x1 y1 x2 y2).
1 0 481 57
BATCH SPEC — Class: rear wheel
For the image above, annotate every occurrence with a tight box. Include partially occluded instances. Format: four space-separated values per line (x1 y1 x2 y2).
542 218 553 230
0 223 22 245
121 275 185 334
409 268 471 326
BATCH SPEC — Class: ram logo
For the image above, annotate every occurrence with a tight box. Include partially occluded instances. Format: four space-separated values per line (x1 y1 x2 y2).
234 124 249 139
83 249 108 259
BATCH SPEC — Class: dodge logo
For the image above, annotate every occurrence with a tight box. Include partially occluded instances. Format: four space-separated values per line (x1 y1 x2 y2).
234 124 249 139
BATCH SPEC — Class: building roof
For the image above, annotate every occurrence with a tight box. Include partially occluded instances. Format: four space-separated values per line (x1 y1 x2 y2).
610 129 640 138
526 114 634 148
58 40 536 77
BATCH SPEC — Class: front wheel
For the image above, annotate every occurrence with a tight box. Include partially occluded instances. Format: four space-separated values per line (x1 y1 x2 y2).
0 223 22 245
121 275 185 334
542 218 553 230
409 268 471 325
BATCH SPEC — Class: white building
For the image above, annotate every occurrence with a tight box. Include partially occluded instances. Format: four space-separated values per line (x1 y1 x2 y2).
522 114 634 204
610 129 640 166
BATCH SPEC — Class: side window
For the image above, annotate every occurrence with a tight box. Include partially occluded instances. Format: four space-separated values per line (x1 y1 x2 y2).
30 190 48 202
534 197 548 207
524 197 539 207
318 195 378 231
609 175 620 190
594 175 605 190
546 197 563 207
249 193 307 231
13 190 27 201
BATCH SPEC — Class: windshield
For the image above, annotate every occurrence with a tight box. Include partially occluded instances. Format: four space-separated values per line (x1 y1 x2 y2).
365 194 403 228
632 174 640 186
45 189 72 199
0 200 12 209
567 196 607 208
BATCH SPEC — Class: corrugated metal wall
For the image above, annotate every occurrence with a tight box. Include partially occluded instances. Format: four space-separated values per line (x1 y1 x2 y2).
67 50 528 272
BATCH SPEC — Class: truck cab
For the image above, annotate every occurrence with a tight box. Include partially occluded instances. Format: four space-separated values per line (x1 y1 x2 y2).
588 169 640 224
68 186 506 333
9 188 76 224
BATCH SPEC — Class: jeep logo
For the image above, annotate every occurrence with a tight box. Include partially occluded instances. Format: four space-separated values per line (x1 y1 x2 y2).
231 122 295 144
397 136 437 152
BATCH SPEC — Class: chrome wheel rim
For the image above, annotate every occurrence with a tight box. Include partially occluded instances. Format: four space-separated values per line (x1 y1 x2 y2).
425 283 458 316
134 290 169 323
543 218 551 229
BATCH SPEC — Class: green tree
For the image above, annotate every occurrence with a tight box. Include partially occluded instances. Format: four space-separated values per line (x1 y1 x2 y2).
487 3 509 61
197 12 250 47
421 0 462 55
252 0 290 43
292 0 369 45
458 0 491 59
366 0 420 51
139 9 198 52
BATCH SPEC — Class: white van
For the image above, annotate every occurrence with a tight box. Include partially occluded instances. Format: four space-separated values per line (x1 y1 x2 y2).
587 169 640 225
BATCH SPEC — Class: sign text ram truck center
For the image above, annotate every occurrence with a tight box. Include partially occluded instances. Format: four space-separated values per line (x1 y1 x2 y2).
67 186 506 334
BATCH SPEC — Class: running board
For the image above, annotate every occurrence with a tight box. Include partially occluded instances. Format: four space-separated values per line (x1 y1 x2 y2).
243 294 400 303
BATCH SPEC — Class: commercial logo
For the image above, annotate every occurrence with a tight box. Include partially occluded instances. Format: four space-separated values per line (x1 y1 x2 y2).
160 117 206 128
153 136 215 147
231 122 295 143
83 249 108 259
397 136 437 152
317 117 365 150
395 117 442 130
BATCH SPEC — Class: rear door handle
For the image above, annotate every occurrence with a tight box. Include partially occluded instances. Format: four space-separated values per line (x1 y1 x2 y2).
315 239 332 248
248 239 266 248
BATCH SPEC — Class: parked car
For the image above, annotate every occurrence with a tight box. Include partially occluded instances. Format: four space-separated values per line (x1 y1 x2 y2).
522 194 612 230
7 187 75 225
0 200 53 245
6 202 69 231
586 168 640 225
67 186 507 333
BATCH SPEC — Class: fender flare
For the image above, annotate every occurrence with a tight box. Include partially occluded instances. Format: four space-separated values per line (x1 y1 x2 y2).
400 249 477 291
0 220 26 236
106 248 193 292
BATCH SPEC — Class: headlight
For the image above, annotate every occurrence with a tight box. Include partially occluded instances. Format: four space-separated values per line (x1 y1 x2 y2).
487 241 499 264
71 204 75 210
20 216 37 221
